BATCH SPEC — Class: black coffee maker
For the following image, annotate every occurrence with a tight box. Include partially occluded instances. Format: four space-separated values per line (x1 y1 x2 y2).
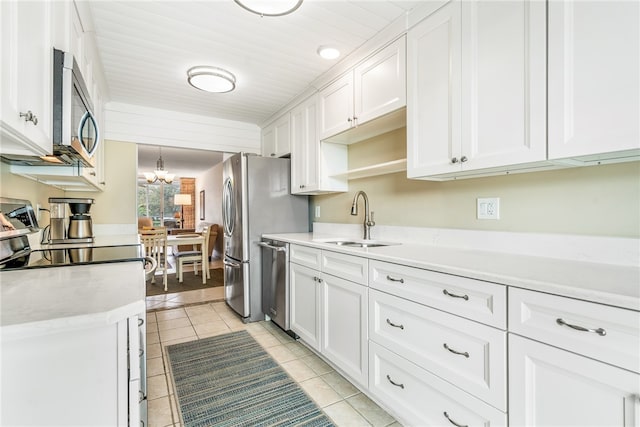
49 198 94 243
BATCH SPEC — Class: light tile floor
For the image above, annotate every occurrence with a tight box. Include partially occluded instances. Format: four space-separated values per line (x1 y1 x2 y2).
145 301 401 427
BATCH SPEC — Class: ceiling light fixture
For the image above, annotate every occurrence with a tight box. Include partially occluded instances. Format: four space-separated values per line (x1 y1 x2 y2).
144 147 175 184
187 66 236 93
233 0 303 17
317 45 341 60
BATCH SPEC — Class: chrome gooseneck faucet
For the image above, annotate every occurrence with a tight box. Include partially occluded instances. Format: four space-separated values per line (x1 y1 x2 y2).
350 190 375 240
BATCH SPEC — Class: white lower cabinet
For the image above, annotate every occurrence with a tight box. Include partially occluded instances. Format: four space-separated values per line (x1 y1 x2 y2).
369 341 507 427
321 274 368 388
369 289 506 410
1 313 146 426
289 245 368 388
509 334 640 427
289 243 639 427
290 262 321 351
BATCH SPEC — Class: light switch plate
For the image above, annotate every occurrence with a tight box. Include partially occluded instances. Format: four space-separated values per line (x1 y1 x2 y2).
477 198 500 220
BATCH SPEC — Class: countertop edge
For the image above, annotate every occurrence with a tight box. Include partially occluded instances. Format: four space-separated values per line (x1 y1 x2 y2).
262 233 640 311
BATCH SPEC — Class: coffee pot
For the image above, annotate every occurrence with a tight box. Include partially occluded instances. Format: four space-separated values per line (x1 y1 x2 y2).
48 198 95 244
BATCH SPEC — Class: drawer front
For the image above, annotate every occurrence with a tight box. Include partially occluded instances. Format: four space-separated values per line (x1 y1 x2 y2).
322 250 368 285
370 260 507 328
369 342 507 427
370 289 506 410
509 287 640 373
290 244 322 269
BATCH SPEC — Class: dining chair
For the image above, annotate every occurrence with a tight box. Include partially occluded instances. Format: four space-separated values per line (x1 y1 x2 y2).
139 227 168 291
175 224 215 283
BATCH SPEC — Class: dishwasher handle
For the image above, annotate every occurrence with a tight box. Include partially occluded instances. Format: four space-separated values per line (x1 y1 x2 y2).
258 241 287 252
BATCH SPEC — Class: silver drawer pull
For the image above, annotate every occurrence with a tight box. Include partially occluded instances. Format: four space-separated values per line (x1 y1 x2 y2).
386 318 404 330
443 411 468 427
443 343 469 358
556 318 607 336
442 289 469 301
386 374 404 389
386 275 404 283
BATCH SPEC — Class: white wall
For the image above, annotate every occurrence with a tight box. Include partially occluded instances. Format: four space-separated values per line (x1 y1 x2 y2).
196 162 224 258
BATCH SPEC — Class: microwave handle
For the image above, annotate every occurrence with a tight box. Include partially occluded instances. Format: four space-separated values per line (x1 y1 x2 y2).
78 110 100 157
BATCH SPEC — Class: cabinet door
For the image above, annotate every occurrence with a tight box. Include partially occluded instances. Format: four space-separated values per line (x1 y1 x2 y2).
290 263 320 351
318 72 354 140
509 334 640 427
548 1 640 160
0 0 53 156
321 274 368 388
354 37 406 126
407 0 462 177
460 0 546 171
261 113 291 158
291 95 320 194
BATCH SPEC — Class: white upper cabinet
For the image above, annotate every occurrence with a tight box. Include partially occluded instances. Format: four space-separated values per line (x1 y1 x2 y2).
408 0 546 179
291 95 320 194
0 0 53 156
547 1 640 161
290 94 348 195
261 112 291 158
319 37 406 142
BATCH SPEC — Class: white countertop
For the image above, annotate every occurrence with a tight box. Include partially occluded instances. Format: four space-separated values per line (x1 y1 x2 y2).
262 231 640 311
0 257 146 341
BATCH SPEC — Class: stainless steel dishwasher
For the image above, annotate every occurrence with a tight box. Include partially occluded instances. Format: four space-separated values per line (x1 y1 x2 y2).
259 239 290 331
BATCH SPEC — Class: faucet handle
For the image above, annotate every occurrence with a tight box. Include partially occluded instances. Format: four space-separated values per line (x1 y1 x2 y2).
368 211 376 226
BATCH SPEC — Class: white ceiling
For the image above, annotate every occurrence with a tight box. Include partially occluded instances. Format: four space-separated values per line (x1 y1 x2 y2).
137 145 225 179
88 0 421 177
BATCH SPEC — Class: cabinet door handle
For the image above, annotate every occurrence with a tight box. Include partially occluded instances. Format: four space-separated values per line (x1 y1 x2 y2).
442 289 469 301
451 157 459 164
443 343 469 358
386 275 404 283
386 318 404 330
347 117 353 122
556 318 606 336
138 318 144 327
386 374 404 389
460 156 468 163
443 411 468 427
20 110 38 125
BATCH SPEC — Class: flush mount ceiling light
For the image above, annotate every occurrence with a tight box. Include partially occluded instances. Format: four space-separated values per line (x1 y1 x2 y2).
317 45 341 60
187 66 236 93
233 0 303 17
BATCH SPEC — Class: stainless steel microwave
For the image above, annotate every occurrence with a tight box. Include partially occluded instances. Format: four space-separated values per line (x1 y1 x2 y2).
0 49 100 168
51 48 99 167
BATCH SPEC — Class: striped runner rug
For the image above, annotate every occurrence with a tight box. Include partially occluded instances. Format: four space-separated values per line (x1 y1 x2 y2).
166 330 335 427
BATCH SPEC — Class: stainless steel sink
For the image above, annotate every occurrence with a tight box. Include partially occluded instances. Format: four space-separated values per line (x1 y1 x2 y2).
319 239 400 248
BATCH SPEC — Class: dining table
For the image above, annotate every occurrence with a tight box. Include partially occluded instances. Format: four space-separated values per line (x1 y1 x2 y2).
166 233 209 284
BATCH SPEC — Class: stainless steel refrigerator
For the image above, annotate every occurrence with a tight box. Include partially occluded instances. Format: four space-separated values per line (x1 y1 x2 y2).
222 153 309 322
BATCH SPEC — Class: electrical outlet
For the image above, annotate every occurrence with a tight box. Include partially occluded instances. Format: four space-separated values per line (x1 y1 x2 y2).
315 206 321 218
477 198 500 220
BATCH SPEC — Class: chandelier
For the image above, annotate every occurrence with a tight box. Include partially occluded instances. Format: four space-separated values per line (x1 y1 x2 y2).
144 147 175 184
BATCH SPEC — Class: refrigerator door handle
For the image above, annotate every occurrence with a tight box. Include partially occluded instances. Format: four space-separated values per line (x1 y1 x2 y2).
257 242 287 252
224 258 243 268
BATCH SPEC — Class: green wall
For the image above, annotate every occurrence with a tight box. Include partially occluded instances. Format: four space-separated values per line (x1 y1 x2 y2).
312 129 640 238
